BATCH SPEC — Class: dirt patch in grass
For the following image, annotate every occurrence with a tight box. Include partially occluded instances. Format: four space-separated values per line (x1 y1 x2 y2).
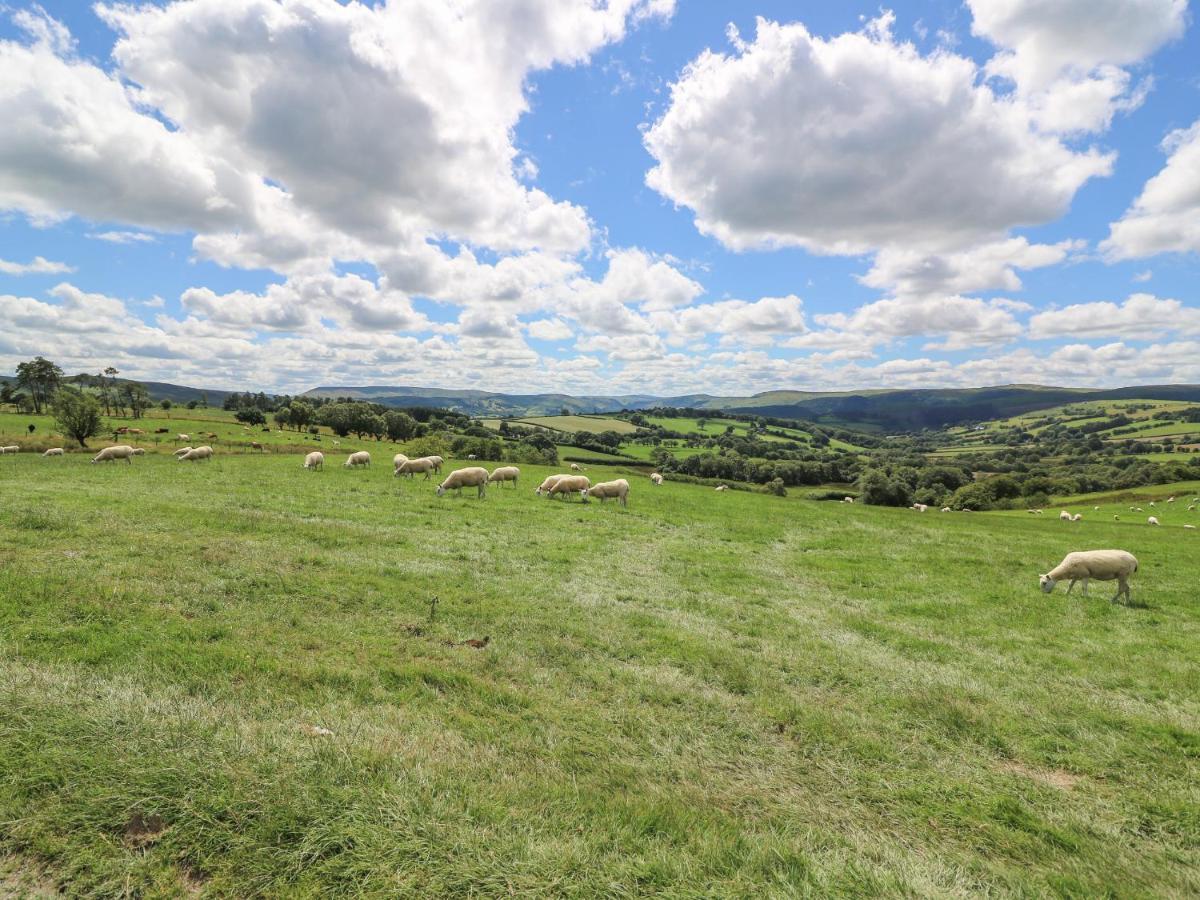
0 853 59 898
997 759 1082 790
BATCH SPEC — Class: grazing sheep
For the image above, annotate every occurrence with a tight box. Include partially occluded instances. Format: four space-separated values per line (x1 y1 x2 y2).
650 473 664 485
1149 501 1156 507
1039 549 1138 604
394 457 436 479
42 448 64 457
426 455 444 473
1188 505 1196 512
487 466 520 488
179 446 214 462
173 446 193 457
466 454 477 460
1167 496 1176 503
1093 506 1100 511
535 474 567 495
1134 507 1144 512
911 503 928 512
941 506 952 512
91 445 135 464
1113 515 1120 521
843 496 854 504
546 474 590 500
436 466 489 498
715 484 729 492
569 462 583 471
344 451 371 468
1185 525 1196 530
1072 513 1082 522
154 427 168 434
1059 510 1073 521
582 478 629 508
250 441 265 452
130 448 146 456
178 434 190 442
1 445 20 453
1148 516 1160 526
392 453 409 472
303 451 324 471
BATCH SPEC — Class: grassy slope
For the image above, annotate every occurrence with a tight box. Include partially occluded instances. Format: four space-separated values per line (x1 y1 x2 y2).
510 415 639 435
0 456 1197 896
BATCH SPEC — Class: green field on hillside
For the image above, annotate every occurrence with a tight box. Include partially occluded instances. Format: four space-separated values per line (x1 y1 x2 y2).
0 454 1197 895
489 415 639 435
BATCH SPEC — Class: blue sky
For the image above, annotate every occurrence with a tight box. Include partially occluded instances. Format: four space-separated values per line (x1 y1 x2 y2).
0 0 1197 395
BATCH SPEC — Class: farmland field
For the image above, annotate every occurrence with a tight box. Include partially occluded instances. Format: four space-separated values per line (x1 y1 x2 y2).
0 453 1197 895
506 415 639 435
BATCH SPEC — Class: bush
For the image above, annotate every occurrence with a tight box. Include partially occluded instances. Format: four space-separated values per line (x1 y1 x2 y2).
762 478 787 497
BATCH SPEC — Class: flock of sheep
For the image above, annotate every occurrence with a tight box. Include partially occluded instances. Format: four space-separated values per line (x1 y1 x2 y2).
297 449 634 505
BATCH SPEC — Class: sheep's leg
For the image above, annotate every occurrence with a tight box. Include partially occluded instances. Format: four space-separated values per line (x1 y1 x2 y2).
1066 580 1076 595
1081 578 1089 596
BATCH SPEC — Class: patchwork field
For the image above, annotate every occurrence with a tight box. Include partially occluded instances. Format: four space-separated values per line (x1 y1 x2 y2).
0 453 1197 895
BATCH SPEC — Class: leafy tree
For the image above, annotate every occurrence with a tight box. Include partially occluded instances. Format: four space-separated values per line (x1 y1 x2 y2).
857 469 913 507
120 383 152 419
287 400 314 432
273 407 292 429
0 382 13 406
52 387 104 448
383 410 417 442
186 399 198 410
15 356 64 414
235 407 267 426
160 399 172 415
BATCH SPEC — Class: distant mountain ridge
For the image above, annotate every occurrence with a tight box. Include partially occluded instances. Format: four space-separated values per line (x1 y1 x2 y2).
302 383 1200 429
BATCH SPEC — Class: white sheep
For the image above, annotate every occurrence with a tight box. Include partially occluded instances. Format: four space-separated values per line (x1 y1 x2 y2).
394 457 436 479
392 453 409 472
650 473 664 485
1059 510 1073 521
535 474 567 495
1113 514 1120 521
1149 501 1156 507
177 434 190 442
715 484 729 492
1134 507 1144 512
582 478 629 507
1 445 20 453
843 496 854 504
42 448 64 457
1039 549 1138 604
179 446 214 461
466 454 477 460
911 503 928 512
437 466 489 498
546 474 590 500
426 455 444 473
1072 513 1082 522
130 448 146 456
91 445 135 464
303 451 324 471
1148 516 1160 526
1185 525 1196 530
173 446 193 457
941 506 952 512
487 466 520 487
569 462 584 471
344 451 371 468
1167 496 1176 503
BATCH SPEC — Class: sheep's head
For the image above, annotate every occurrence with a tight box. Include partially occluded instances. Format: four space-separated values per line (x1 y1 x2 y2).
1039 575 1056 594
436 485 447 496
580 489 590 501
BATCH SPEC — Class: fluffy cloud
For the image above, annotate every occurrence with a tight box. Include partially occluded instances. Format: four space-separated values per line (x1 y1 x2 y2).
817 295 1029 350
968 0 1187 89
643 15 1112 255
861 238 1081 298
526 318 574 341
0 255 74 275
88 231 158 245
1102 120 1200 259
0 13 249 231
1028 293 1200 340
968 0 1186 133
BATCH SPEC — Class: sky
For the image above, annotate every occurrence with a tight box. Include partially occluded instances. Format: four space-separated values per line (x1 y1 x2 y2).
0 0 1198 397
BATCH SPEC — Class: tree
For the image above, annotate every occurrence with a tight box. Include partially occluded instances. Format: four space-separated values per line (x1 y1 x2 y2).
15 356 64 414
0 382 13 406
235 407 267 426
384 410 417 442
160 399 172 416
101 366 119 415
52 387 104 448
186 400 198 410
287 400 314 432
273 407 292 430
120 383 152 419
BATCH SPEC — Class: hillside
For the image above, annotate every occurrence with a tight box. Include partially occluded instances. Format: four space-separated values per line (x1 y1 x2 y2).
305 383 1200 430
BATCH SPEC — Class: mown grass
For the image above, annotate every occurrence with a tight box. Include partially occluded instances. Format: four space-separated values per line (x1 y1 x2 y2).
0 454 1197 896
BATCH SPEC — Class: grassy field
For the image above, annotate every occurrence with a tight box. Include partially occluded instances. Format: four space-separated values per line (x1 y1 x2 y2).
1 458 1198 895
504 415 639 435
